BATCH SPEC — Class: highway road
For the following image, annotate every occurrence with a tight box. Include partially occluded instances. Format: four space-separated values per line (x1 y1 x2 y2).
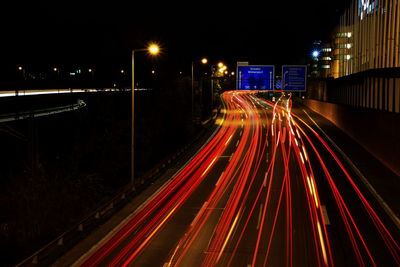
73 91 399 266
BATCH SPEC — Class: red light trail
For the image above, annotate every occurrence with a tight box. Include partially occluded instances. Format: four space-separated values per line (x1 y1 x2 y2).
76 91 399 267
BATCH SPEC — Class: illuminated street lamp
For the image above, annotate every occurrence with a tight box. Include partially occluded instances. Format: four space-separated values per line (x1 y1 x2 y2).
192 58 208 122
131 43 160 188
16 66 24 96
53 67 60 81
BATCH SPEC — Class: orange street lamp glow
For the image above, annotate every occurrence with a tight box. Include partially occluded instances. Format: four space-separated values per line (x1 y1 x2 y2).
218 62 224 68
201 58 208 64
148 44 160 55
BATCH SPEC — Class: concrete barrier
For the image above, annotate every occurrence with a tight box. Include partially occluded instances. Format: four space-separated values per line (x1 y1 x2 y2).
304 99 400 176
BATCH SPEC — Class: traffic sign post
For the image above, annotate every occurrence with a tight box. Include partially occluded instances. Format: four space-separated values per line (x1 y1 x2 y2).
282 65 307 92
237 65 275 90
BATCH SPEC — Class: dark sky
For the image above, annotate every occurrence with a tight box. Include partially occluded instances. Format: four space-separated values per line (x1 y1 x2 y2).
1 0 349 71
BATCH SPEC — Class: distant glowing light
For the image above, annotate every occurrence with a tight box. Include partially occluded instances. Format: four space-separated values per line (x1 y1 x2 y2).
18 66 23 71
201 58 208 64
312 50 320 59
121 69 125 74
88 68 93 73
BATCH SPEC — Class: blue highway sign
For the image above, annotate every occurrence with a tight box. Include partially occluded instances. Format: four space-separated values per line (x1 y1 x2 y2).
237 65 275 90
282 65 307 92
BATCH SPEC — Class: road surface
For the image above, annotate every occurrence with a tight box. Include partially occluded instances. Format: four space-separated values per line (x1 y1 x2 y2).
73 91 399 267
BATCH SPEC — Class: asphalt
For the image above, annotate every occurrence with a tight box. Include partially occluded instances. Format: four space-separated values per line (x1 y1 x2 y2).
53 92 400 267
51 118 221 267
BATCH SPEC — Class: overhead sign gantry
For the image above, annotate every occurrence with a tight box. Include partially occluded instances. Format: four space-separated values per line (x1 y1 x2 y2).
236 65 275 90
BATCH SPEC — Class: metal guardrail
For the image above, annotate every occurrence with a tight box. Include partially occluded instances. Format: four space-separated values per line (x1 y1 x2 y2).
15 113 219 267
0 88 151 98
0 99 86 123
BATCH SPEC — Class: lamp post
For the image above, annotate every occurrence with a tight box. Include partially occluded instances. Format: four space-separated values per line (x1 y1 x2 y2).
191 58 208 123
131 43 160 189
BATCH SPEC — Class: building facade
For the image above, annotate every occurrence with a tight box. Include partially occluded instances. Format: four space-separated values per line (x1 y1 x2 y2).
312 0 400 113
336 0 400 77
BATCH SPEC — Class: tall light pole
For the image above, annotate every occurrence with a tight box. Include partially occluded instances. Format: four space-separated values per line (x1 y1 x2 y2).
131 43 160 189
191 58 208 123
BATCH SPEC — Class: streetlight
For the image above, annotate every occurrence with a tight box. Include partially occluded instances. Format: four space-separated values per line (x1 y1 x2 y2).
16 66 24 96
192 58 208 123
131 43 160 188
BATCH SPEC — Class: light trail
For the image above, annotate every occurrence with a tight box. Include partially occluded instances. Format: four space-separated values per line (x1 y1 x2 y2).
76 91 399 267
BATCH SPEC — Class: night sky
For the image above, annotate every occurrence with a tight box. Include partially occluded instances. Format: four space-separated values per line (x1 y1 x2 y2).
1 0 349 72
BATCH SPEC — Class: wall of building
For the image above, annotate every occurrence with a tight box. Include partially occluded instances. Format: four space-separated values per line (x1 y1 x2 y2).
327 68 400 113
303 99 400 176
336 0 400 77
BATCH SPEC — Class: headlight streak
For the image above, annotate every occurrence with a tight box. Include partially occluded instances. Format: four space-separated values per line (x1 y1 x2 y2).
78 91 399 267
294 116 400 265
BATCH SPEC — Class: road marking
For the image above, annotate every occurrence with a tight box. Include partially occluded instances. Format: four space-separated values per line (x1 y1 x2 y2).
322 205 331 225
225 134 233 146
303 109 400 230
256 204 264 230
191 202 208 226
215 172 225 187
216 212 240 262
